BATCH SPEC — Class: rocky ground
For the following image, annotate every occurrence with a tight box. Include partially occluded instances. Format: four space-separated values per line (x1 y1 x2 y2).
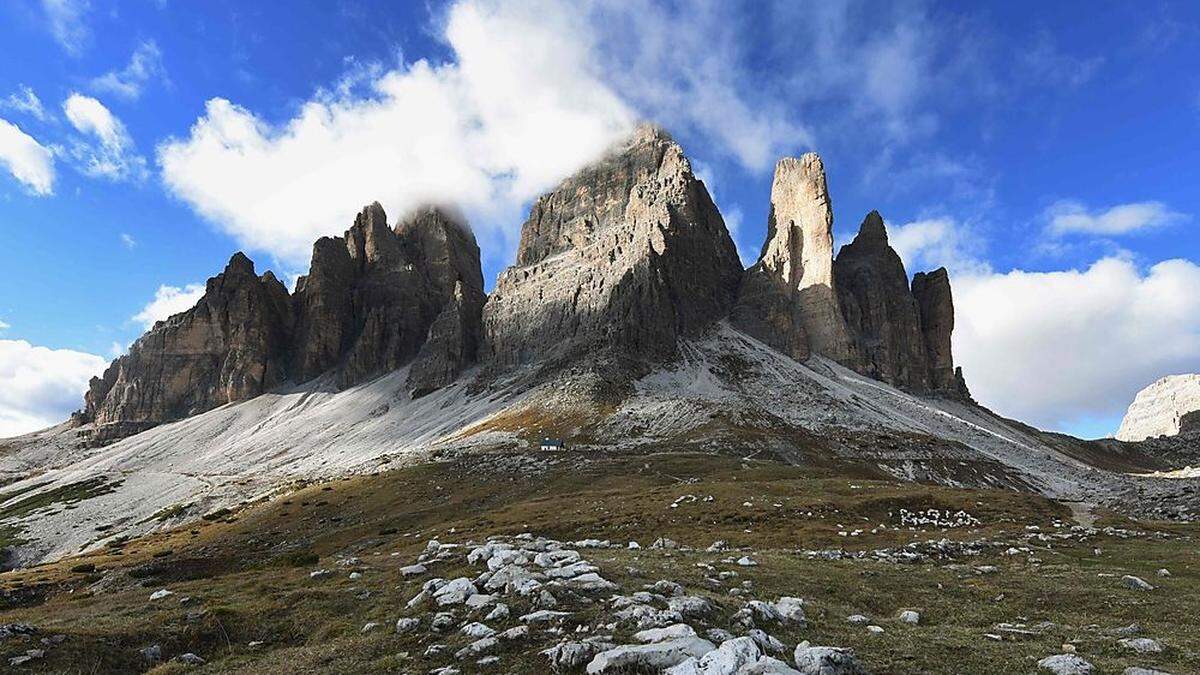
0 451 1194 673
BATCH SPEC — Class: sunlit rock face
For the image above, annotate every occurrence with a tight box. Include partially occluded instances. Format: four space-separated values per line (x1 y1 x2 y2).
482 124 743 372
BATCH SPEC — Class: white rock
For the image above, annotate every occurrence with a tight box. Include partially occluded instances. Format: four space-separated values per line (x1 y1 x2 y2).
898 610 920 625
1156 568 1170 577
773 597 806 625
498 625 529 641
747 629 784 655
546 561 600 579
360 622 379 633
431 612 456 632
465 593 497 609
736 556 758 567
1118 638 1163 654
846 615 869 625
1115 373 1200 441
566 572 620 592
1121 575 1155 591
741 656 802 674
667 636 760 674
485 603 509 621
395 617 420 633
455 636 497 658
520 610 572 624
793 641 866 675
587 637 717 674
669 595 716 619
1037 654 1094 674
400 564 427 577
149 589 174 601
634 624 697 643
1123 668 1172 675
866 625 884 634
433 577 479 605
461 622 495 638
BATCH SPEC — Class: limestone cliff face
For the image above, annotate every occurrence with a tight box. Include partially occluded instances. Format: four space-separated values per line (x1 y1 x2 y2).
834 211 932 393
1116 374 1200 441
83 253 294 442
482 125 743 370
292 203 485 390
733 154 854 363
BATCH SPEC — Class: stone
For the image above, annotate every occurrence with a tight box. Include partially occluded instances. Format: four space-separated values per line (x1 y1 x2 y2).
140 644 162 662
485 604 509 621
733 154 854 363
1121 575 1155 591
634 624 697 643
544 641 607 670
898 610 920 625
1118 638 1163 653
747 629 785 655
83 253 295 442
740 656 804 674
360 622 379 633
461 622 495 638
773 597 806 625
520 610 572 624
175 653 206 666
586 637 718 674
309 569 332 580
433 577 478 605
669 595 717 619
667 636 761 674
482 125 743 375
1123 668 1173 675
431 612 456 632
846 615 869 625
395 617 420 633
149 589 173 601
1116 374 1200 441
400 564 427 577
1037 654 1094 674
793 641 866 675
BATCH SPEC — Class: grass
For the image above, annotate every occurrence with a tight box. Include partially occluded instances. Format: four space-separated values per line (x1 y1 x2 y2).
0 451 1193 673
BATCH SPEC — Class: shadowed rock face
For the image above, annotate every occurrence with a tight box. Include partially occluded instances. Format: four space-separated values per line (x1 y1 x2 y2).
292 203 485 390
83 253 295 442
482 124 743 371
912 268 967 397
834 211 933 393
733 154 855 363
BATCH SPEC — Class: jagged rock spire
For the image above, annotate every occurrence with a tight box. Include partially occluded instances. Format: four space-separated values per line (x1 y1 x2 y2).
734 153 855 363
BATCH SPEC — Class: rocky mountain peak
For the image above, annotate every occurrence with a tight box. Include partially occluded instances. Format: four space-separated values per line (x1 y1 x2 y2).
733 151 855 363
484 124 742 372
1116 374 1200 441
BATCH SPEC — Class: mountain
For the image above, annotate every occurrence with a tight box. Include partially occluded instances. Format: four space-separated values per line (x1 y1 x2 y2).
1116 374 1200 441
1 124 1193 570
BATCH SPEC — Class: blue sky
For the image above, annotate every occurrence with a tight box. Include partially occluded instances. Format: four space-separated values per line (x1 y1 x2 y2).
0 0 1197 439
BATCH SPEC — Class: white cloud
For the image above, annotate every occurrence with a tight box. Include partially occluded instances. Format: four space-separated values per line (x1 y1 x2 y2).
953 257 1200 434
120 232 136 249
0 319 9 330
0 339 106 438
887 217 990 276
131 283 205 330
0 118 56 195
1045 199 1187 236
62 93 147 181
41 0 90 56
2 86 50 122
91 40 167 101
158 0 637 264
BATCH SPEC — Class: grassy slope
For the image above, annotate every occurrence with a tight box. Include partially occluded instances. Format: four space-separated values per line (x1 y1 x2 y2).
0 451 1194 673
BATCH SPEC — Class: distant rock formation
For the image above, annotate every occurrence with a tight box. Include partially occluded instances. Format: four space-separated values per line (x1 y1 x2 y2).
77 123 978 444
911 268 969 397
733 154 855 363
482 124 743 371
292 203 485 390
1116 374 1200 441
83 253 294 442
834 211 933 392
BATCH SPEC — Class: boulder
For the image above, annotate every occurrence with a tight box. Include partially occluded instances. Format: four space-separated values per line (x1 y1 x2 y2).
1037 653 1094 675
793 641 866 675
586 637 717 674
